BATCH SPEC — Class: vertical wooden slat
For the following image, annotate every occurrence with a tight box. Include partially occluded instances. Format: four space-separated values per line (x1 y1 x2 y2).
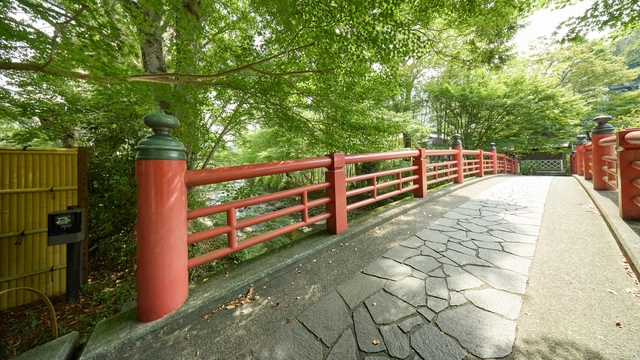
78 148 89 283
16 152 25 305
46 153 55 296
8 153 18 307
36 152 46 300
0 153 9 309
25 153 34 303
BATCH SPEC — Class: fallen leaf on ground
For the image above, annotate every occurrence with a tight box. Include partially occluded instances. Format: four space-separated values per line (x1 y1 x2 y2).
607 289 618 295
274 302 280 307
287 318 292 323
372 339 380 345
616 321 622 328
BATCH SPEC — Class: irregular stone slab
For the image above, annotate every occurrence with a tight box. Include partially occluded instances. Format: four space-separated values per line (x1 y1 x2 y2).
427 296 448 313
490 230 537 244
460 240 478 249
413 270 427 279
444 211 471 220
353 306 387 353
338 273 387 309
418 307 436 321
366 291 415 324
416 229 449 243
482 214 506 222
478 248 532 275
429 224 459 232
399 316 423 332
502 242 536 257
401 236 425 248
364 356 392 360
425 277 449 299
448 242 476 256
326 329 357 360
441 250 493 267
468 232 502 243
434 218 458 226
252 320 322 360
405 255 440 273
443 264 484 291
383 246 421 263
473 240 503 250
457 222 488 233
449 291 467 306
465 265 528 294
437 256 457 266
298 291 351 346
363 259 412 281
465 288 522 320
447 230 470 241
459 201 483 210
385 276 426 306
436 305 516 359
428 268 446 277
380 325 411 358
466 218 494 227
419 245 442 258
504 214 541 225
453 207 481 217
411 324 466 360
423 240 447 252
494 223 540 236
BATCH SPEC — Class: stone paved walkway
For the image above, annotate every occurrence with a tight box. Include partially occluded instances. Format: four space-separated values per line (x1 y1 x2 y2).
250 177 552 360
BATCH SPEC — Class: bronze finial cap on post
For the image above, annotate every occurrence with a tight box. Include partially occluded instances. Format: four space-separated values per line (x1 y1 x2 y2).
591 115 614 135
489 142 496 151
576 134 587 145
452 134 462 147
135 112 187 160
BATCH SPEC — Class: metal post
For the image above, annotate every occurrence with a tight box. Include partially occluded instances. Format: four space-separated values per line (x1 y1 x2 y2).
326 153 347 234
413 148 427 197
490 143 498 175
591 116 616 190
135 112 188 322
452 134 464 183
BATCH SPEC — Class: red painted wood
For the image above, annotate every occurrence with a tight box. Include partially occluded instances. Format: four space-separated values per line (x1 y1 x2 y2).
136 160 188 322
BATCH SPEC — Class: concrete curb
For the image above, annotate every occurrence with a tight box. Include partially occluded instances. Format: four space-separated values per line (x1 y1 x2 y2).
13 331 79 360
573 175 640 278
79 176 499 360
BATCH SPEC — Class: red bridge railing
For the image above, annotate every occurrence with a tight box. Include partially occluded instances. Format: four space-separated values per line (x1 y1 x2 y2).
134 113 518 322
572 115 640 221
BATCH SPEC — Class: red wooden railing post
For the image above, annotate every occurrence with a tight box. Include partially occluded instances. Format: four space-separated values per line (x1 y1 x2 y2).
617 129 640 220
490 143 498 175
413 148 427 197
477 150 485 177
135 112 188 322
452 134 464 183
575 135 587 176
584 142 593 180
591 116 616 190
326 152 347 234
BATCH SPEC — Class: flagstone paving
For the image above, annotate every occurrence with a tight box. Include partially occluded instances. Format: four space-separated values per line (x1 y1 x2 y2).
250 177 552 359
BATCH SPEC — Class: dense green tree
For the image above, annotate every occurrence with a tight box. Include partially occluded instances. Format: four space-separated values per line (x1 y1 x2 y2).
422 61 585 152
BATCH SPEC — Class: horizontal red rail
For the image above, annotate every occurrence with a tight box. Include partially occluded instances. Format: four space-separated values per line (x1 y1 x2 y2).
185 157 332 188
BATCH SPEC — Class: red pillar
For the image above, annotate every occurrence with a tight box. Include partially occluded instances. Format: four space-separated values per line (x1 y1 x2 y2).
477 150 484 177
452 134 464 183
583 142 593 180
326 153 347 234
490 143 498 175
591 116 616 190
575 135 586 176
413 148 427 197
135 112 188 322
617 129 640 220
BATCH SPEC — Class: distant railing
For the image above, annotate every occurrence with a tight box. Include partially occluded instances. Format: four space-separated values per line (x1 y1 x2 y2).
133 113 519 322
571 115 640 221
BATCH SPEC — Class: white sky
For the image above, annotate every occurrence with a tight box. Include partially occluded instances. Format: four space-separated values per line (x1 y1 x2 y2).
513 1 608 54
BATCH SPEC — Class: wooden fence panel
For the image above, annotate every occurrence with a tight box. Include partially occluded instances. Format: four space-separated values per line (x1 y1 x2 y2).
0 148 78 310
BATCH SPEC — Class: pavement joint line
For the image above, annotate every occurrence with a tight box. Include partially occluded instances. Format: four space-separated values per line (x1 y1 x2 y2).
79 175 501 360
250 176 552 359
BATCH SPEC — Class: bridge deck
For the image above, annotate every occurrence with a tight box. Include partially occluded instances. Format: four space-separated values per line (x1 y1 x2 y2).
81 176 640 360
